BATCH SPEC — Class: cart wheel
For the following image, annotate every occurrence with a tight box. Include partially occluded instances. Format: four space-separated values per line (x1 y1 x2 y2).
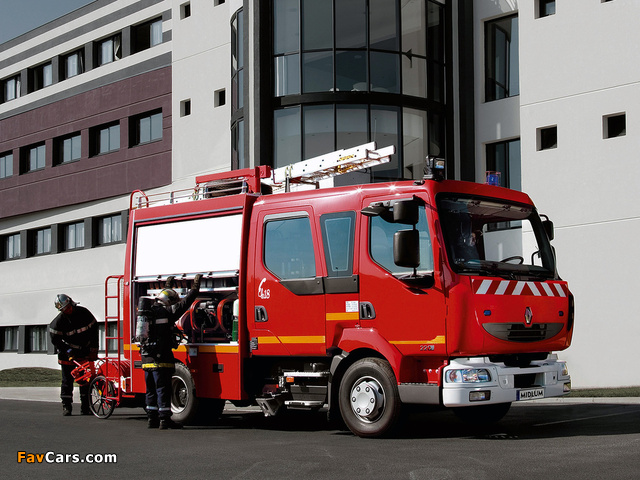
89 375 116 419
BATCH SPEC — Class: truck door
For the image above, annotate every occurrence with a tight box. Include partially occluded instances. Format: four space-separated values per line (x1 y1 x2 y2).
251 208 326 356
359 196 447 363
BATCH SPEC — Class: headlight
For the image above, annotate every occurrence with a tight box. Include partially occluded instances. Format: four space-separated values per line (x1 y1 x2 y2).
560 362 569 377
446 368 491 383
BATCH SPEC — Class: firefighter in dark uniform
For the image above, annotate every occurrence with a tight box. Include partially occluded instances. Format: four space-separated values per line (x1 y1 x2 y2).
49 294 99 416
140 274 201 429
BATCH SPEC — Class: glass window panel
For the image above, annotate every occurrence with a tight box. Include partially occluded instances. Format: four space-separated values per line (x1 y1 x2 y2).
370 52 400 93
43 64 53 87
237 10 244 68
1 153 13 178
139 117 151 144
485 15 519 101
100 39 114 65
303 105 334 159
428 61 445 102
402 55 427 98
111 215 122 242
336 51 367 92
401 0 426 57
302 51 333 93
336 105 368 149
151 19 163 46
151 113 162 141
302 0 332 50
403 108 428 180
264 217 316 279
109 125 120 151
7 233 21 259
274 107 301 168
274 54 300 96
370 106 400 180
428 111 444 157
274 0 299 54
336 0 366 48
321 212 356 277
99 128 110 154
427 1 445 63
370 0 399 51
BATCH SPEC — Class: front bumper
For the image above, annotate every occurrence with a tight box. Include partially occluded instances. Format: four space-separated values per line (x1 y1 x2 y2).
441 354 571 407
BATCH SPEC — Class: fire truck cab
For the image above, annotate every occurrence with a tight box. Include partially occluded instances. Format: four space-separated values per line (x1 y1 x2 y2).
115 143 573 437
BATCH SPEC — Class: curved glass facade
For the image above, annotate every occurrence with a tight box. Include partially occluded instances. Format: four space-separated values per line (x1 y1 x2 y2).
271 0 446 181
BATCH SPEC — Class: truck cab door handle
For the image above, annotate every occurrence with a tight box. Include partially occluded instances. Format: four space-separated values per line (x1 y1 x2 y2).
255 306 268 323
360 302 376 320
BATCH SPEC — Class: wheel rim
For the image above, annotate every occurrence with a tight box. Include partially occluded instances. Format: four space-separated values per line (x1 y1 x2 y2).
349 376 385 423
90 376 115 418
171 376 189 414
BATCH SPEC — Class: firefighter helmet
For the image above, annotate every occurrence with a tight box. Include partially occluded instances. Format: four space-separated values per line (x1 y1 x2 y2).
157 288 179 306
55 294 75 311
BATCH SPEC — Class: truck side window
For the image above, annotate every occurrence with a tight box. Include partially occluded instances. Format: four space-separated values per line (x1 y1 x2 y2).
369 204 433 275
320 211 355 277
264 216 316 279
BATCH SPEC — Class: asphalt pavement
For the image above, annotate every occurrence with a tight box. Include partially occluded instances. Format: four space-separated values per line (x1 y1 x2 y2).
1 386 639 405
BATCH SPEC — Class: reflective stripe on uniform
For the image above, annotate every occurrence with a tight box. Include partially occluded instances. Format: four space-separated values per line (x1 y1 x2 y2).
155 318 169 324
142 362 175 369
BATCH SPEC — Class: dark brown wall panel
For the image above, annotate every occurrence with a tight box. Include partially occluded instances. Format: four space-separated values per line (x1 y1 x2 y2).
0 67 172 218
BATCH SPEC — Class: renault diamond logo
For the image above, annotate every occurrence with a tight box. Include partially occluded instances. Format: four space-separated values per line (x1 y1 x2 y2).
524 306 533 326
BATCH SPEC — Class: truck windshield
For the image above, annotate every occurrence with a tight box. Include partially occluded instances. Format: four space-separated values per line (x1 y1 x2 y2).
437 195 556 278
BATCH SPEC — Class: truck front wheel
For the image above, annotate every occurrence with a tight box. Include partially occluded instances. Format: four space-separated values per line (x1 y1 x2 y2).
338 358 401 438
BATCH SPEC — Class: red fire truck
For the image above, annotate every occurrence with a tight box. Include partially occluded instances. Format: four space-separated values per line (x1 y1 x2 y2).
92 143 573 437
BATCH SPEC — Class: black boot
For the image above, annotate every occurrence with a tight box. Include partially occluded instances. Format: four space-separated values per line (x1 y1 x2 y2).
159 418 183 430
148 415 160 429
62 403 72 416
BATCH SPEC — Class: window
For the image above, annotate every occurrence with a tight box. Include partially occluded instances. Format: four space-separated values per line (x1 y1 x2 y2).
29 62 53 92
321 212 356 277
180 99 191 117
369 202 433 275
485 14 519 101
132 18 163 53
99 214 123 245
97 34 122 66
27 325 48 352
64 222 85 250
55 133 81 164
1 326 19 351
264 215 316 279
62 49 84 79
486 139 521 191
3 75 21 102
232 9 244 111
132 111 162 146
0 152 13 178
537 0 556 18
4 233 21 260
92 122 120 155
231 119 245 170
604 113 626 139
22 143 46 173
181 3 191 19
33 227 52 255
215 89 226 107
537 125 557 151
98 322 118 352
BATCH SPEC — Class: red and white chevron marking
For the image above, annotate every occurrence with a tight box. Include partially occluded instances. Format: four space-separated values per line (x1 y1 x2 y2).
472 279 568 297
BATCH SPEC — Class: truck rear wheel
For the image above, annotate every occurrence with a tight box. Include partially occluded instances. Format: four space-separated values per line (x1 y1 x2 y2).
171 363 198 424
338 358 401 438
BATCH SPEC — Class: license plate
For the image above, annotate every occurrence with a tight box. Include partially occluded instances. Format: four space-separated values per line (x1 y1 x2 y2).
517 388 545 401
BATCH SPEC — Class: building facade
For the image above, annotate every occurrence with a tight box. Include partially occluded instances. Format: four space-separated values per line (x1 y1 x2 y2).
1 0 638 388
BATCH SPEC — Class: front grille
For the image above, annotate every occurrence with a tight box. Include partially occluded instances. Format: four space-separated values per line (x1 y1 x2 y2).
514 373 537 388
483 322 564 342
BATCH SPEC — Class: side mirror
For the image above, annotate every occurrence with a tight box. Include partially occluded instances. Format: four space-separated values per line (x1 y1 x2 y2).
541 215 554 241
393 200 419 225
393 230 420 268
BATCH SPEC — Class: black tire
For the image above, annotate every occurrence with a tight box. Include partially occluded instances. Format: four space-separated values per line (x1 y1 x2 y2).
452 402 511 424
338 358 401 438
171 363 198 424
88 375 116 419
